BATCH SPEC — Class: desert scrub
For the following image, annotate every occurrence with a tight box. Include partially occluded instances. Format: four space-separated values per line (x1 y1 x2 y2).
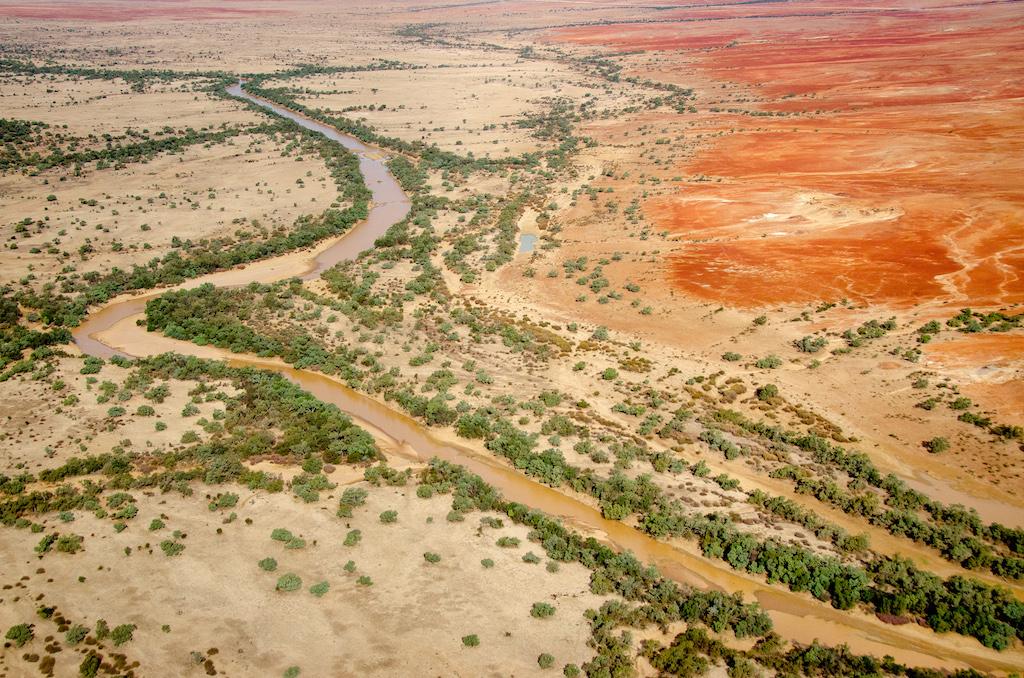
160 540 185 556
56 534 84 554
481 558 495 568
309 581 330 597
5 623 33 647
111 623 135 646
34 533 58 554
424 552 441 563
276 573 302 592
258 557 278 572
356 575 372 586
522 551 541 564
148 519 165 531
65 624 88 644
538 653 555 668
270 528 294 542
343 529 362 546
462 634 480 647
379 510 398 523
530 602 556 618
337 487 368 517
496 536 520 548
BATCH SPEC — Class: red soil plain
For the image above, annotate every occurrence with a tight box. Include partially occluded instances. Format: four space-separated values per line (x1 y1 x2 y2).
546 0 1024 312
0 0 291 21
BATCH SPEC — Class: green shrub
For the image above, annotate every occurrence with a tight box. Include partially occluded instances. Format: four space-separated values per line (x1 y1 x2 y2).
446 510 466 522
563 664 581 677
416 485 434 498
424 552 441 563
343 529 362 546
462 634 480 647
160 540 185 556
107 406 126 417
722 352 742 362
148 519 165 531
530 602 556 618
601 368 618 380
270 528 293 542
284 538 306 550
757 384 779 401
56 534 83 554
522 551 540 564
111 623 135 646
380 510 398 523
546 561 560 573
755 355 782 369
259 557 278 571
5 623 33 647
276 573 302 592
538 653 555 668
59 511 74 522
136 405 155 416
65 625 88 644
80 652 101 678
925 437 950 454
309 581 330 597
496 536 520 548
481 558 494 568
155 421 167 431
180 430 200 443
356 575 372 586
344 560 357 572
283 668 300 678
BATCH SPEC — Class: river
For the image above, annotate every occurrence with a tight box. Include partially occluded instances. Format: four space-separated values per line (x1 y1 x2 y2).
69 84 1022 674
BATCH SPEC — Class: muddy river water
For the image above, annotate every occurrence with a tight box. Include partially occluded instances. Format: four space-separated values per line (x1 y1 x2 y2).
70 86 1022 674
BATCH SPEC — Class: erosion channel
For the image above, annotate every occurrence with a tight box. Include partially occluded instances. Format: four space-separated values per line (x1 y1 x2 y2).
69 85 1021 675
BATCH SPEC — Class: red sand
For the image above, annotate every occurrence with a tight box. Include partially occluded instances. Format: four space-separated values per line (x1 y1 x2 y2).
546 0 1024 311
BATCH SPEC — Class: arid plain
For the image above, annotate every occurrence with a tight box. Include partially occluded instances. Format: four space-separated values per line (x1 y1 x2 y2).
1 1 1022 676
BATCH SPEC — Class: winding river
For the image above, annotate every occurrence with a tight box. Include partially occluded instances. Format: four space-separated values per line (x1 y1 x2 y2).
69 86 1022 674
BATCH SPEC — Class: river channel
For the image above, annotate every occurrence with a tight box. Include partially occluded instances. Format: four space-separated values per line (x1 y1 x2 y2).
69 85 1023 674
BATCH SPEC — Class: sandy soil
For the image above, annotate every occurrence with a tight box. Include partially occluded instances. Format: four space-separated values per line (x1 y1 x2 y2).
0 483 605 677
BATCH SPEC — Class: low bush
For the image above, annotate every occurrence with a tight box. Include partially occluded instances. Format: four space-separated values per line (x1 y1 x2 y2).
276 573 302 592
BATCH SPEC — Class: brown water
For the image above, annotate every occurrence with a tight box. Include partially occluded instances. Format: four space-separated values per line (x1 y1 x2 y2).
69 88 1024 674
